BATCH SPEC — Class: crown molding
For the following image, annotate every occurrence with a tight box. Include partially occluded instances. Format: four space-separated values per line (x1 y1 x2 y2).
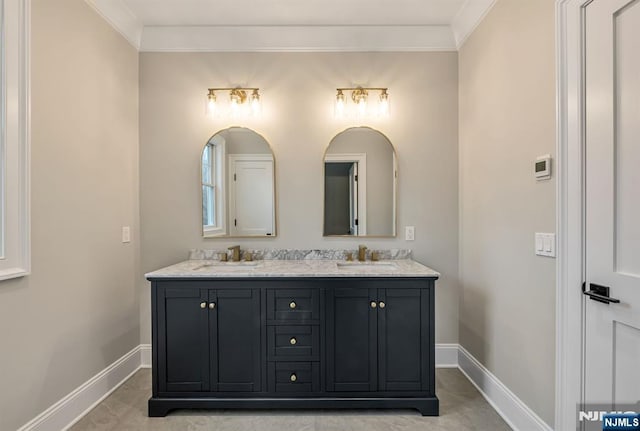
84 0 142 49
139 25 456 52
84 0 496 52
451 0 497 49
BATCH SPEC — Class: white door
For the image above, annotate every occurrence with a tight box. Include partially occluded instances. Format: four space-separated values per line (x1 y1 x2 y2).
348 163 358 235
584 0 640 412
229 158 274 236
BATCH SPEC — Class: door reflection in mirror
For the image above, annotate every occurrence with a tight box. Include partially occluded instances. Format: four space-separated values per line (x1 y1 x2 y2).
201 127 276 237
324 127 396 237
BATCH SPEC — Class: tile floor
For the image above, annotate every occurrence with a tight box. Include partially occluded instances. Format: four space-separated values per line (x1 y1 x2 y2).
69 368 511 430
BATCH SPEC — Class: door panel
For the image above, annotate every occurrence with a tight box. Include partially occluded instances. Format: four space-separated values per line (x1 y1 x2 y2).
613 322 640 403
326 287 377 392
613 1 640 278
210 289 261 392
584 0 640 407
378 289 425 391
230 159 274 236
158 288 209 392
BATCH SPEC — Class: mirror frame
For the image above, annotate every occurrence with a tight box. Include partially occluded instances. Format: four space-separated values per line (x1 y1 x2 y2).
201 126 278 238
322 126 398 238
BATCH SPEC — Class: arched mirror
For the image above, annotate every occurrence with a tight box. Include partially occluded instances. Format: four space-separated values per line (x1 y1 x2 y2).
323 127 397 237
202 127 276 237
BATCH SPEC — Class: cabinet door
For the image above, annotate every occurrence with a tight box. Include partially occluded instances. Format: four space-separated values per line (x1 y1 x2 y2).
326 287 377 392
157 287 209 392
378 288 430 392
209 288 262 392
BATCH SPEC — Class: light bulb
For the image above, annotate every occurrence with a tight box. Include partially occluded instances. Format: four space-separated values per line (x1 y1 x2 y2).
206 90 217 116
379 90 389 117
357 98 367 117
335 90 346 118
250 90 261 116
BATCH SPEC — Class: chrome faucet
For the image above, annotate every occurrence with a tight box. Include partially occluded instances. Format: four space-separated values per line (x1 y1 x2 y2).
358 245 368 262
228 245 241 262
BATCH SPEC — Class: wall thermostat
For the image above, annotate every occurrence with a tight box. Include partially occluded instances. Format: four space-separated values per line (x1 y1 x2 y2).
535 154 552 180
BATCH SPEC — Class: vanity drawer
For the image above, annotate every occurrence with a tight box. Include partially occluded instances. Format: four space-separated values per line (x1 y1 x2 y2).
267 325 319 361
268 362 320 393
267 289 320 322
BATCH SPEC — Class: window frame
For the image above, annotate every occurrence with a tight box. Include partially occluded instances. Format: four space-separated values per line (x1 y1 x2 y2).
202 139 225 237
0 0 30 281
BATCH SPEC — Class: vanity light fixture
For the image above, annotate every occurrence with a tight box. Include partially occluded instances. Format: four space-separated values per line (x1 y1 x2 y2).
334 87 390 119
206 87 262 118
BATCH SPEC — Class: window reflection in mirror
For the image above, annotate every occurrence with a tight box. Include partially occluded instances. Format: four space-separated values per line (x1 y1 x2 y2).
202 127 276 237
324 127 397 237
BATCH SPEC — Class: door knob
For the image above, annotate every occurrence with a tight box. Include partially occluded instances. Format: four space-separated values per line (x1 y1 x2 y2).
379 301 385 309
290 337 297 345
583 283 620 305
290 373 297 382
200 302 207 309
209 302 216 309
289 301 297 309
370 301 377 308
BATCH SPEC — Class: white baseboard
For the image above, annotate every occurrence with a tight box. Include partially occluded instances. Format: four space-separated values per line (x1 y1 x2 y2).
140 344 152 368
435 343 460 368
17 345 145 431
17 343 552 431
458 345 553 431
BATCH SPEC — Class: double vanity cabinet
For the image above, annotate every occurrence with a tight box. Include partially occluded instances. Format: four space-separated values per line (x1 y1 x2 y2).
146 258 439 417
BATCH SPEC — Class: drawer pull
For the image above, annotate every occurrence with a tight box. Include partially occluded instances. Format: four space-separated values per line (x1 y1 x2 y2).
209 302 216 309
290 373 297 382
289 301 297 309
370 301 377 309
200 302 207 309
289 337 297 345
379 301 385 309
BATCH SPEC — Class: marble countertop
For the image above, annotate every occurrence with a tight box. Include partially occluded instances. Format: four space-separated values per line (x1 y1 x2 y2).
145 259 440 279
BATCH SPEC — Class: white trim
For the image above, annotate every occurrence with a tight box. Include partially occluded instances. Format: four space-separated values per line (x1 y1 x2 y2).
435 343 459 368
83 0 142 50
140 344 152 368
324 153 367 236
0 0 30 281
555 1 588 430
451 0 497 49
16 345 146 431
458 346 553 431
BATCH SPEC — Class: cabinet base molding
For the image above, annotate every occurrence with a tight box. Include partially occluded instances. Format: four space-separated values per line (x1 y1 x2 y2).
148 396 439 417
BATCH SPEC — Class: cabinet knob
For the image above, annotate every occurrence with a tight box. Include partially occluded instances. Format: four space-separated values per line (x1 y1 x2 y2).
209 302 216 309
200 302 207 309
370 301 377 309
379 301 385 309
290 337 297 345
289 301 297 309
290 373 297 382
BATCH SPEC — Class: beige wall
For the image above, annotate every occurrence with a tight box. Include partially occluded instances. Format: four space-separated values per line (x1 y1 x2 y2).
0 1 140 429
139 52 459 345
458 0 556 426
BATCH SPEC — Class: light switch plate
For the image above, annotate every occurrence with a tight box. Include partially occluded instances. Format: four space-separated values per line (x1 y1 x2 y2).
535 233 555 257
405 226 415 241
122 226 131 243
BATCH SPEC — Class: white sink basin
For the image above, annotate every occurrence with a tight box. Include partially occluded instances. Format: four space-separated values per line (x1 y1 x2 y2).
192 261 260 270
336 262 398 270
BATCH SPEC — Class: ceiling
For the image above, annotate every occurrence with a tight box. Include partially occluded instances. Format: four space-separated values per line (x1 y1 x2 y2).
86 0 496 51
